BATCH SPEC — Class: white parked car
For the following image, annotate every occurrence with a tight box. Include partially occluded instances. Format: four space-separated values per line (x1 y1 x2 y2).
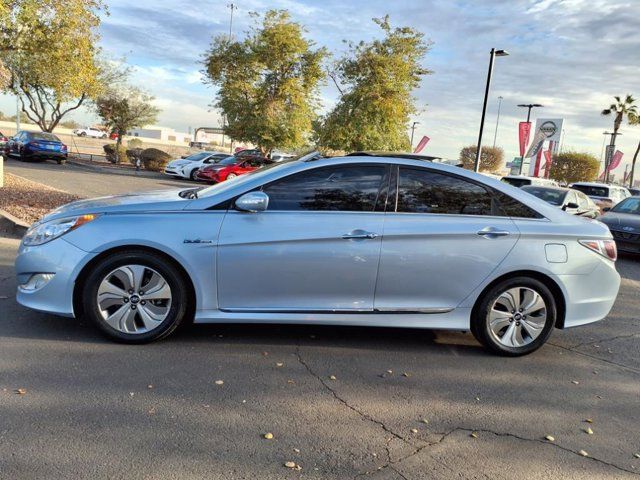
164 151 230 180
73 127 107 139
569 182 631 211
501 175 559 188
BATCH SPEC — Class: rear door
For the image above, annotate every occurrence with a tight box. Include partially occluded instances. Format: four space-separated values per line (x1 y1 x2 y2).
217 164 389 311
375 166 520 311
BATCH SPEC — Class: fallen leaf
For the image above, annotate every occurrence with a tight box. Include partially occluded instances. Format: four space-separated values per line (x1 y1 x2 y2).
276 362 284 367
386 370 393 374
402 372 411 377
470 432 478 438
421 419 429 424
293 448 300 453
592 370 598 375
579 450 589 457
15 388 26 395
147 385 153 389
215 380 224 385
329 375 336 380
262 351 269 356
475 397 480 401
571 380 580 385
264 432 274 440
545 435 555 442
284 461 298 469
634 453 640 459
287 379 295 384
584 427 594 435
410 428 418 433
148 407 156 415
584 419 593 423
129 392 135 396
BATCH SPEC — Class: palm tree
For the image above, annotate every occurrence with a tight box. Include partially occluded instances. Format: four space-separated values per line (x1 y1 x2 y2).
602 94 637 182
629 113 639 188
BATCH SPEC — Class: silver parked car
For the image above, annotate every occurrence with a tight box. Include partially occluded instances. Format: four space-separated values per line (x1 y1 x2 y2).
16 154 621 356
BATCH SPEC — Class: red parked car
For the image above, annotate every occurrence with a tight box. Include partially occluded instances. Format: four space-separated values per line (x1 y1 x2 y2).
195 155 273 183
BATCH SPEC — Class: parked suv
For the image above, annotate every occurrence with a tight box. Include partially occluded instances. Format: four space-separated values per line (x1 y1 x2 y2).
5 131 68 164
73 127 107 139
569 182 630 211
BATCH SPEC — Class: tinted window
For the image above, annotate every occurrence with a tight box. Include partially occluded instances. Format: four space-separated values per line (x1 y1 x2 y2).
571 185 609 197
521 186 565 206
501 177 531 188
264 166 387 212
493 192 543 219
185 152 211 161
397 168 494 215
30 132 60 142
219 156 239 166
612 197 640 215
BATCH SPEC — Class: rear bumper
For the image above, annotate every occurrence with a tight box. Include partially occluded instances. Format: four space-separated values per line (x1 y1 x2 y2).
24 150 68 159
555 259 621 328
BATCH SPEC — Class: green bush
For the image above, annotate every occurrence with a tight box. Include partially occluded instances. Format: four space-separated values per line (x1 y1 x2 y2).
141 148 171 171
103 144 128 164
126 148 144 166
127 138 144 149
549 151 599 184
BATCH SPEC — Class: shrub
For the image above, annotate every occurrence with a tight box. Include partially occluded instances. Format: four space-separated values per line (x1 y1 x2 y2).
103 144 128 164
459 145 505 173
128 138 144 149
126 148 144 166
549 151 599 184
141 148 171 171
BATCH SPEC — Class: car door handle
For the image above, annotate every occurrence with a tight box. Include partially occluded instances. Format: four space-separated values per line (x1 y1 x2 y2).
342 230 379 240
477 227 510 238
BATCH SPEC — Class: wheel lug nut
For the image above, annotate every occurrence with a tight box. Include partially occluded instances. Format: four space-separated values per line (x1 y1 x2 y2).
131 305 137 310
128 289 134 294
516 322 520 326
139 291 144 296
141 300 146 305
519 308 523 312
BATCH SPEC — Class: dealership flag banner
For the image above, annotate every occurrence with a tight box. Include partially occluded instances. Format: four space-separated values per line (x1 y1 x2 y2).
413 135 430 154
525 118 564 159
608 150 623 171
518 122 531 157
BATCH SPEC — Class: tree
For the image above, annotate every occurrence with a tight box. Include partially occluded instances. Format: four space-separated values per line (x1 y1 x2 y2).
318 16 430 152
601 95 637 182
0 0 105 132
548 151 599 184
94 86 160 163
203 10 326 154
459 145 504 173
628 112 639 187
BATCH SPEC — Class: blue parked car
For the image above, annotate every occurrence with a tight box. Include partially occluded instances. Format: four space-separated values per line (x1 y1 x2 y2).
5 130 68 164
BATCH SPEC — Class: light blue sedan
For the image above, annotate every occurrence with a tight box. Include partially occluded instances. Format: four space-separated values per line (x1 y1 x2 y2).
15 153 621 355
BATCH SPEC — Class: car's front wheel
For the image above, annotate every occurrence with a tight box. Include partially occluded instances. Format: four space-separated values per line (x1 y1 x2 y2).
82 250 190 343
189 169 198 180
226 173 237 180
471 277 556 356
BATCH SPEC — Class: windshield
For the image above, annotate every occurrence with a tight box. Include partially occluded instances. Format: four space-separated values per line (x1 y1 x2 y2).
572 185 609 197
184 152 211 162
31 132 60 142
198 161 292 198
219 156 240 166
612 197 640 215
521 187 566 206
501 177 531 188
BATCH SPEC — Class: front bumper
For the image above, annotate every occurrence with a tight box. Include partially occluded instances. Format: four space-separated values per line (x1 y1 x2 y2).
196 171 219 182
15 237 91 317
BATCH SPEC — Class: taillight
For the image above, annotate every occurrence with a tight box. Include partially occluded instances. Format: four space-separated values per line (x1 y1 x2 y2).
579 239 617 261
62 144 68 151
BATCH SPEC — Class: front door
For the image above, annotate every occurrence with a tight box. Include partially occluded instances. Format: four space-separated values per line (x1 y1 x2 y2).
217 164 389 311
374 166 520 311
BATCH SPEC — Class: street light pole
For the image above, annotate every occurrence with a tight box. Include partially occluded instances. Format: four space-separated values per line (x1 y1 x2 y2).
222 3 237 151
492 95 503 149
410 121 420 151
603 131 622 184
516 103 543 175
474 48 508 173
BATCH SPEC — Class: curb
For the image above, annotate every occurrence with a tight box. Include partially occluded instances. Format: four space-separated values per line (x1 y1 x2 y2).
67 159 167 180
0 209 29 239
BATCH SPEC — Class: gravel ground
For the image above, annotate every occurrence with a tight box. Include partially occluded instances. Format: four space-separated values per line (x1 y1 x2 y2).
0 172 81 224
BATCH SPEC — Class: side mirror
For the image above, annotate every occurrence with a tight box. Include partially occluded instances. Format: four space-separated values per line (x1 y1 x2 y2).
563 202 579 210
235 191 269 213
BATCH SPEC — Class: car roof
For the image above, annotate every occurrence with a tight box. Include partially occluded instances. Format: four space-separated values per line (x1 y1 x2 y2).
347 151 441 162
521 185 569 192
571 182 611 188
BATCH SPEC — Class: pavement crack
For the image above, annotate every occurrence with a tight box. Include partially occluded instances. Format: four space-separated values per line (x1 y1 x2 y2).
548 342 640 374
294 345 413 451
566 333 640 350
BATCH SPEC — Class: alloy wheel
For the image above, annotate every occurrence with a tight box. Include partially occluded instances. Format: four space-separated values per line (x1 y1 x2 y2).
487 287 547 348
96 264 172 334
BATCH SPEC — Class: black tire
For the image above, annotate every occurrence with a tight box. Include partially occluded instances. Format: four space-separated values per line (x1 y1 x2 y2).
189 169 198 181
80 132 87 137
471 276 556 356
81 250 190 344
57 159 67 165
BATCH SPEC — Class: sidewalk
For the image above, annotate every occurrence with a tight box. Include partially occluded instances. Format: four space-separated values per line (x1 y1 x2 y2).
67 156 167 180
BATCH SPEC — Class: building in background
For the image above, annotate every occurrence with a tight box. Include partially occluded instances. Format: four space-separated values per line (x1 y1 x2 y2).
127 126 191 143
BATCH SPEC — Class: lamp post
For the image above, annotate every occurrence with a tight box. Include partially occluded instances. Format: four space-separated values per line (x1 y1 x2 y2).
516 103 543 174
474 48 509 172
492 95 503 149
410 121 420 151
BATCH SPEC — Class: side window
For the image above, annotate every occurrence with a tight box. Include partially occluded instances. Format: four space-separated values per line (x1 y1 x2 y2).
396 168 494 216
492 191 543 219
576 192 589 208
264 165 387 212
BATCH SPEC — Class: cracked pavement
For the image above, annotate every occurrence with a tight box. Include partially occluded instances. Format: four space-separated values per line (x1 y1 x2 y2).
1 234 639 479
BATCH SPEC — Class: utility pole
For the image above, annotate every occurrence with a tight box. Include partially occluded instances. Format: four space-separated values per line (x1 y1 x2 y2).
410 121 420 151
492 96 503 149
221 3 237 151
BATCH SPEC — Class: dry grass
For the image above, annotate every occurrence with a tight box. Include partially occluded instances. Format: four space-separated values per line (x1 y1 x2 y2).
0 172 81 225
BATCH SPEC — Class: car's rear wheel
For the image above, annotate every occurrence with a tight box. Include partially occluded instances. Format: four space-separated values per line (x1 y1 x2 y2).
82 250 190 343
189 169 198 180
471 277 556 356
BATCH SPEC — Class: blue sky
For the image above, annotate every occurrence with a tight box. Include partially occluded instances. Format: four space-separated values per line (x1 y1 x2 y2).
2 0 639 170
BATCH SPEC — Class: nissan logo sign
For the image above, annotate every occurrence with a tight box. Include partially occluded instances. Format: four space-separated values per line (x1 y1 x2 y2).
540 121 557 138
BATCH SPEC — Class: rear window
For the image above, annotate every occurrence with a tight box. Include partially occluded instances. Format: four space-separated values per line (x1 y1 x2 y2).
521 187 565 206
572 185 609 197
30 132 60 142
501 177 531 188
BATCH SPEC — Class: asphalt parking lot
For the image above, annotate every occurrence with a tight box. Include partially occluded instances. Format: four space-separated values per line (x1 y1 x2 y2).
1 165 639 479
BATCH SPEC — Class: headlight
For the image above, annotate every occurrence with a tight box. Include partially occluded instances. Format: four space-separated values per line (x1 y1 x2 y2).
23 214 100 246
